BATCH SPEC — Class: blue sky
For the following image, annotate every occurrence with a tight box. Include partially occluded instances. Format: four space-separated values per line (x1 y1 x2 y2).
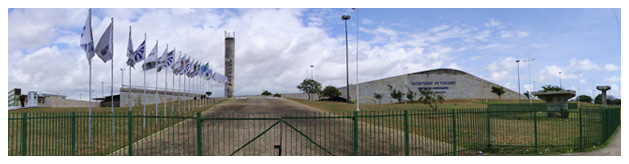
6 8 622 100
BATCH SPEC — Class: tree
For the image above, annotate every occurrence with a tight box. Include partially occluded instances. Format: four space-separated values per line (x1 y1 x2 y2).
610 99 621 106
388 85 405 104
373 93 383 104
297 79 322 101
320 86 341 99
418 88 445 110
576 95 593 103
491 86 505 100
261 90 272 96
406 86 416 103
541 85 564 91
523 92 530 99
273 93 282 98
594 94 618 105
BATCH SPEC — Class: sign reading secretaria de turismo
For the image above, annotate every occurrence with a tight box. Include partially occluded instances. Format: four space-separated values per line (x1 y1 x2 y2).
410 81 455 94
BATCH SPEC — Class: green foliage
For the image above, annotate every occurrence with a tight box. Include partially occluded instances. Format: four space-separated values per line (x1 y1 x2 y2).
388 85 405 104
406 86 416 103
577 95 593 103
491 86 506 99
541 85 564 91
297 78 322 101
373 93 383 104
273 93 282 98
320 86 341 98
523 92 530 99
261 90 272 96
418 88 445 110
594 94 620 105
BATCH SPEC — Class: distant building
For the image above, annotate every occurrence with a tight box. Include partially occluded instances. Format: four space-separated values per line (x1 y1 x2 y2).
93 95 120 107
338 68 523 104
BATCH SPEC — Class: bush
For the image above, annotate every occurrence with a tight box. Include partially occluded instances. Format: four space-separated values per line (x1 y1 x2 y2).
273 93 282 98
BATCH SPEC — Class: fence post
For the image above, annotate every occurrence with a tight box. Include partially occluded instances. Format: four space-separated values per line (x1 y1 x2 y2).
21 112 27 156
71 112 76 156
404 110 410 156
452 109 457 156
579 108 583 151
197 113 203 156
353 111 359 156
533 108 538 153
486 108 491 150
128 111 133 156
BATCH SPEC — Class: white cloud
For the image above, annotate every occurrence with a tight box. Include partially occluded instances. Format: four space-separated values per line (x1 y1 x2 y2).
478 43 512 50
472 30 492 41
362 18 373 25
446 63 462 70
485 18 503 28
569 58 600 71
490 71 510 82
605 76 621 82
604 64 618 71
499 30 529 38
486 57 517 71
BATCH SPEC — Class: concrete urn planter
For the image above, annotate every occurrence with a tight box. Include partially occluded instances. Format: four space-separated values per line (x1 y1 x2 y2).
531 90 576 118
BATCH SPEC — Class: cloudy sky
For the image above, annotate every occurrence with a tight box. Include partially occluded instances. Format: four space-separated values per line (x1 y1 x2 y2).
6 7 623 100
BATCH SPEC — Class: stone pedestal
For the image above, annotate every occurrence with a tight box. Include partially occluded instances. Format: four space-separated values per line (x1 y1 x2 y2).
597 86 611 108
531 90 575 118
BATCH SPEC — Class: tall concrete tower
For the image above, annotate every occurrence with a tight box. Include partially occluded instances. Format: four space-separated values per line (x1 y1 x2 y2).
225 31 235 98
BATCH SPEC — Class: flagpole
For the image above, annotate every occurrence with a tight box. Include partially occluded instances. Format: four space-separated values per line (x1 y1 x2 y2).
155 40 158 124
171 48 175 115
128 26 132 112
110 17 115 137
178 68 181 115
87 8 93 148
143 33 146 128
164 44 168 117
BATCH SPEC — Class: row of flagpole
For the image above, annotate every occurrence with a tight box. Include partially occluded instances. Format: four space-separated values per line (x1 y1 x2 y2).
79 8 227 146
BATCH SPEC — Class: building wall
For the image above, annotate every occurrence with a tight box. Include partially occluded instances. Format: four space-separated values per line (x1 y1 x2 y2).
119 87 204 107
41 97 102 108
339 68 523 104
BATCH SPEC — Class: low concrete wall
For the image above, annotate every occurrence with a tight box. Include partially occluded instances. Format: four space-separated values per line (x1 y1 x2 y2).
41 97 102 108
120 87 213 107
281 93 319 100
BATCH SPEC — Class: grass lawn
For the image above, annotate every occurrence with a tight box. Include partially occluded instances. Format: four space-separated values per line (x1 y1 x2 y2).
289 98 613 155
8 98 227 156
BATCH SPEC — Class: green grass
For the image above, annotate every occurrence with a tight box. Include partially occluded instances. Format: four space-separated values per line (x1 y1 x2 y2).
8 99 227 156
290 98 617 155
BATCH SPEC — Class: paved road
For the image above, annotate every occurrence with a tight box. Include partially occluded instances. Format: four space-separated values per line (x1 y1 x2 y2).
560 126 621 156
117 96 455 156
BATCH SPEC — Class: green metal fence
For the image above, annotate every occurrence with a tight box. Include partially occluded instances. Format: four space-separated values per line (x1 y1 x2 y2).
8 107 620 156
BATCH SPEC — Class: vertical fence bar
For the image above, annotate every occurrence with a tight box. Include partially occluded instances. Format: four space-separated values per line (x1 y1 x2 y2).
71 112 76 156
353 111 359 156
486 108 491 150
452 109 457 156
579 108 583 151
21 112 28 156
128 111 133 156
533 109 538 153
197 113 203 156
404 110 410 156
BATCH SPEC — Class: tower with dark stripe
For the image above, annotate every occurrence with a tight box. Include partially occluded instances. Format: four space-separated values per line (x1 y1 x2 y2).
225 32 235 98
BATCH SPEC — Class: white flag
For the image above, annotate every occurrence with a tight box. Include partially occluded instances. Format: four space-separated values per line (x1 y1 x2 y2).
125 26 135 68
132 40 146 63
95 20 114 63
80 8 94 65
157 45 168 72
142 41 158 71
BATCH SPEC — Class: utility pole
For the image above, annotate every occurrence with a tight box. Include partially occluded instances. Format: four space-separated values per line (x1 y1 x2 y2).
516 60 521 104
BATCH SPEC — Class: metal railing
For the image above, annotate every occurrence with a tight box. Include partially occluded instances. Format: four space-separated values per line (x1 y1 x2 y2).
8 107 620 156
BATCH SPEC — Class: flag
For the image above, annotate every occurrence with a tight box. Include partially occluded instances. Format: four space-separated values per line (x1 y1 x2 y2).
80 8 94 64
171 54 184 73
125 26 135 68
94 20 114 63
142 42 158 71
156 45 168 72
158 50 175 72
131 40 146 65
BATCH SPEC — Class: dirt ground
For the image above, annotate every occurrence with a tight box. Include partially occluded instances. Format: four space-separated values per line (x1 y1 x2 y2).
113 96 458 156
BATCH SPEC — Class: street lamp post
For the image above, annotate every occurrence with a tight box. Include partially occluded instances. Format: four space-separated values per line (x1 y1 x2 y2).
516 60 521 104
574 71 582 105
484 69 488 102
559 72 562 88
101 82 104 99
310 65 314 80
522 58 535 104
354 8 360 111
342 14 351 103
